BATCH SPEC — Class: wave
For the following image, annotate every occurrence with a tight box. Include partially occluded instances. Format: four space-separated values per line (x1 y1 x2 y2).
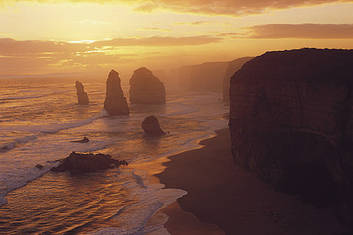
92 173 186 235
0 91 69 102
0 162 59 207
0 111 105 152
0 135 38 153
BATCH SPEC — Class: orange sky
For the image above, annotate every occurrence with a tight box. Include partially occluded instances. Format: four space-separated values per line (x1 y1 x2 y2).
0 0 352 77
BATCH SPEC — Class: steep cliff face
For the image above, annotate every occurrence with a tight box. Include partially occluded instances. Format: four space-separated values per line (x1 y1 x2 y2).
75 81 89 105
104 70 129 115
223 57 253 103
229 48 353 224
178 62 229 92
129 67 166 104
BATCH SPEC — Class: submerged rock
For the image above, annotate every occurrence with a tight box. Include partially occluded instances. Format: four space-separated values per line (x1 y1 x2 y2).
75 81 89 105
71 137 89 143
229 48 353 226
129 67 166 104
104 70 129 115
51 152 128 173
142 116 166 137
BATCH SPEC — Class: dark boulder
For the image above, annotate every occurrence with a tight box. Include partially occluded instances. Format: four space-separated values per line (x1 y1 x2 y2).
51 152 128 173
142 115 166 137
129 67 166 104
229 48 353 227
75 81 89 105
35 164 44 170
104 70 129 115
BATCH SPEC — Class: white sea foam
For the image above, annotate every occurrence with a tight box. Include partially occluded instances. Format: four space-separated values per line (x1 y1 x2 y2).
0 112 104 134
0 80 228 234
0 111 105 153
0 135 38 152
0 162 59 207
92 168 186 235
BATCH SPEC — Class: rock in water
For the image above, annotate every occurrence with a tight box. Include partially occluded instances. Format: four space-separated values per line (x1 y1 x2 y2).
71 137 89 143
51 152 128 173
229 48 353 226
104 70 129 115
35 164 44 170
222 57 252 103
142 116 166 137
75 81 89 105
129 67 166 104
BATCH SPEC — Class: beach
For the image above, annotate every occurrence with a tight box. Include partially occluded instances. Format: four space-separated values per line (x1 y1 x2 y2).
157 128 348 235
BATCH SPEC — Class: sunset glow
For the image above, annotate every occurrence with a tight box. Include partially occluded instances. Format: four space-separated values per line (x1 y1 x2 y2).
0 0 352 77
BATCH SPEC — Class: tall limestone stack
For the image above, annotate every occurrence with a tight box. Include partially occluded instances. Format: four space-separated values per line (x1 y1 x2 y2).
229 48 353 225
222 57 252 103
75 81 89 105
129 67 166 104
104 70 129 115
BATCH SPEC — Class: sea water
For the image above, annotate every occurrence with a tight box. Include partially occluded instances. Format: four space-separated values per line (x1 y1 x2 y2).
0 77 227 234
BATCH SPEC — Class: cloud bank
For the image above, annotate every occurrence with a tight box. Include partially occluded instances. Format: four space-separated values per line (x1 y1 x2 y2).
1 0 352 15
247 24 353 38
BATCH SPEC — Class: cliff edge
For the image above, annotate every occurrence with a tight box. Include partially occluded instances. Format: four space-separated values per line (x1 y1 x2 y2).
229 48 353 226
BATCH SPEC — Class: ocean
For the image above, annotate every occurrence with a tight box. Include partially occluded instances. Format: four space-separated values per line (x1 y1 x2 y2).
0 77 228 234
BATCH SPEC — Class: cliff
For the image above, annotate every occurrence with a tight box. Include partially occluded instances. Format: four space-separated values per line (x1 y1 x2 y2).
75 81 89 105
104 70 129 115
178 61 229 92
129 67 166 104
222 57 253 103
229 48 353 226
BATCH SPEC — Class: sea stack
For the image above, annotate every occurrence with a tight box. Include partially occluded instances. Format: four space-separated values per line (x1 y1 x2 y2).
75 81 89 105
142 115 166 137
104 70 129 115
229 48 353 225
222 57 252 103
129 67 166 104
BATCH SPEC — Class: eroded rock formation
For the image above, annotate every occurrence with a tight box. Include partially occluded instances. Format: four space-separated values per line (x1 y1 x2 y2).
229 48 353 226
129 67 166 104
222 57 252 103
104 70 129 115
142 115 166 137
51 152 128 173
75 81 89 105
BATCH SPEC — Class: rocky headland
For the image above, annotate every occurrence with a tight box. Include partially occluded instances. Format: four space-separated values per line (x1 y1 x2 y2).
222 57 253 103
229 48 353 226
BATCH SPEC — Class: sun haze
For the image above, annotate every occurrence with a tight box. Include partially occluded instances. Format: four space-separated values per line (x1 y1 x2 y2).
0 0 352 77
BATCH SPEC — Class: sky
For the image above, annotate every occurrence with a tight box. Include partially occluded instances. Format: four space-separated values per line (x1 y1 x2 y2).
0 0 352 77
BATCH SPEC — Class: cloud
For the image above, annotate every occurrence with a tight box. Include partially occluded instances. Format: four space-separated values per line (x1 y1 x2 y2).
1 0 352 16
175 21 210 26
0 36 222 74
0 38 87 56
246 24 353 38
91 36 221 47
0 36 220 56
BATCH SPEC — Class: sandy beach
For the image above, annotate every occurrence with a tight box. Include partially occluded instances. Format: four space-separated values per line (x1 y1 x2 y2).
157 128 348 235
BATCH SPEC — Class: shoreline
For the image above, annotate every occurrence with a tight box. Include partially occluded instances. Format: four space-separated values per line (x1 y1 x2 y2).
156 128 348 235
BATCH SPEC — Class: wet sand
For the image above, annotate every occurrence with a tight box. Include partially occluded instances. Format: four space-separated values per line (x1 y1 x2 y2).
157 128 347 235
